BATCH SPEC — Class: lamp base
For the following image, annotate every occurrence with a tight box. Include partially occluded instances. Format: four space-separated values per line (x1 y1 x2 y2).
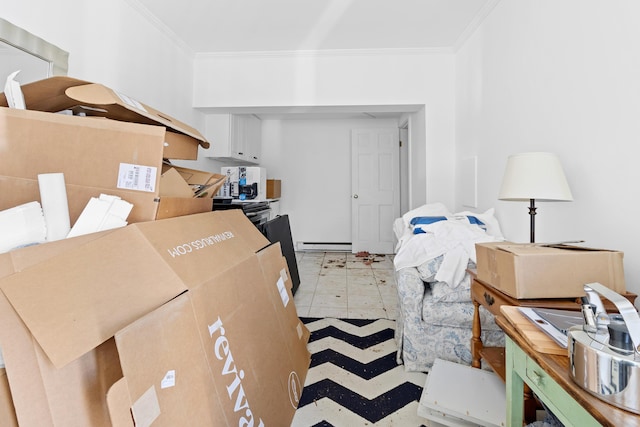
528 199 536 243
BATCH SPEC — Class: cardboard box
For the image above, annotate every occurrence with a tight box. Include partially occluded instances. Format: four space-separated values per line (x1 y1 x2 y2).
0 76 209 160
0 210 310 426
161 163 226 199
0 107 213 224
267 179 282 199
0 369 18 427
475 242 626 299
0 230 119 426
220 167 267 200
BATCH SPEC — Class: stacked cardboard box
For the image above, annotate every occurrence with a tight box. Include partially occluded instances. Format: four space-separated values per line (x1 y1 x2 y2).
1 76 210 161
0 210 310 426
0 78 310 425
0 76 225 223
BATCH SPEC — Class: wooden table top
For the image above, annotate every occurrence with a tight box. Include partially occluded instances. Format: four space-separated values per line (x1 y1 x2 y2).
497 314 640 427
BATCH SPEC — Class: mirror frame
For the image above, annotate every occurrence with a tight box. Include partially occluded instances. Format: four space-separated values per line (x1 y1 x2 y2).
0 17 68 76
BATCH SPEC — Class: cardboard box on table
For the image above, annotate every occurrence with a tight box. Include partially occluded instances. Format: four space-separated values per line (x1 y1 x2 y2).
0 210 311 426
0 107 213 223
0 76 210 160
475 242 626 299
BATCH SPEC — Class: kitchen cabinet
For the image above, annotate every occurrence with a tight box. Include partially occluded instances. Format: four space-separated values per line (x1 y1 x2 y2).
202 113 261 164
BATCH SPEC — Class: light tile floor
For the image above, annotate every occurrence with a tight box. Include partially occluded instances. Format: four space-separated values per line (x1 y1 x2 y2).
293 251 398 320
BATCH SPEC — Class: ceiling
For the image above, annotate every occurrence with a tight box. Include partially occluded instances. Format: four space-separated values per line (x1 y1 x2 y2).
133 0 495 119
135 0 493 53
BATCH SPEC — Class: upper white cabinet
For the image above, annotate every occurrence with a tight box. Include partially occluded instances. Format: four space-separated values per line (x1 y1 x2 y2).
202 113 262 164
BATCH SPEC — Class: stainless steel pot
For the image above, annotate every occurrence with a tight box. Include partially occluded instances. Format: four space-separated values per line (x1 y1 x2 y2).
568 283 640 414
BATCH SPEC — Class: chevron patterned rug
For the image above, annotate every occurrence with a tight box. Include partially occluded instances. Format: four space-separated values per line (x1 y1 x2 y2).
291 318 428 427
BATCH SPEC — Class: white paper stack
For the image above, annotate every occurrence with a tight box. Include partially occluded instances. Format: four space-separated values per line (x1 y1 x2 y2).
67 194 134 238
4 70 25 109
38 172 71 242
0 201 47 253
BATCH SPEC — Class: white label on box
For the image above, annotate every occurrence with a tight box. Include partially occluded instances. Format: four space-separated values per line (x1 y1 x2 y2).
277 276 290 307
116 91 148 112
296 323 303 340
117 163 157 192
280 268 289 284
161 369 176 389
131 386 161 427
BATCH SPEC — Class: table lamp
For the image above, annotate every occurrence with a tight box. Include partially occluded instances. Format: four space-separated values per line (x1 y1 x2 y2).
498 152 573 243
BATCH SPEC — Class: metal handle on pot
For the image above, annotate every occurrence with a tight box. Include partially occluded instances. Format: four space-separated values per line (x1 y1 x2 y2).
584 283 640 353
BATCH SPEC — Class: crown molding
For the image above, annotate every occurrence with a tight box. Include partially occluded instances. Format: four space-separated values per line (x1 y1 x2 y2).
126 0 497 59
453 0 502 52
195 46 454 60
124 0 195 58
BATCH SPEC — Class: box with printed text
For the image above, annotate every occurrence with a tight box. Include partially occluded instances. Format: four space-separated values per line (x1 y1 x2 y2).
0 210 310 426
0 107 212 224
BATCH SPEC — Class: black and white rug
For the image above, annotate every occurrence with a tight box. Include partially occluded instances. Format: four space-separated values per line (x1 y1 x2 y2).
291 318 428 427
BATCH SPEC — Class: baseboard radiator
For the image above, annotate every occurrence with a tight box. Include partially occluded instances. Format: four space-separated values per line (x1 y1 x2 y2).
296 242 352 252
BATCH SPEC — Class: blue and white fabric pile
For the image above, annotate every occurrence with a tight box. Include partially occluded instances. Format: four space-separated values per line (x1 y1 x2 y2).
393 202 506 372
393 202 504 288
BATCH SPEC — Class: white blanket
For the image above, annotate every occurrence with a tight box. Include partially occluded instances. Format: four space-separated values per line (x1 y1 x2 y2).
393 204 503 288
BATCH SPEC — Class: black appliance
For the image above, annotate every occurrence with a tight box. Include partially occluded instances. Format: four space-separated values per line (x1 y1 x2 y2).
262 214 300 296
239 183 259 199
212 198 271 230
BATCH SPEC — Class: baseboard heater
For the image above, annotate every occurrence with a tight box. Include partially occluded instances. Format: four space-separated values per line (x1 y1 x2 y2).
297 242 352 252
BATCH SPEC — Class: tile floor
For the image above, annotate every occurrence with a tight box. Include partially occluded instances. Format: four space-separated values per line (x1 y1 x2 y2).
293 251 398 320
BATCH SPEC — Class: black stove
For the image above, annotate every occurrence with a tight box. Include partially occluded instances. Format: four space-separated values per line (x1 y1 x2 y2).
212 197 271 230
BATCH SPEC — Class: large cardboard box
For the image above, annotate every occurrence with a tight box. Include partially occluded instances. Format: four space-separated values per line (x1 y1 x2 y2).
0 107 213 224
475 242 626 299
0 230 118 426
0 76 209 160
0 210 310 426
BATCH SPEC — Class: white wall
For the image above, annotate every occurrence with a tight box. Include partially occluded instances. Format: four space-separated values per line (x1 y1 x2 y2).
3 0 203 132
260 118 399 246
0 49 50 85
3 3 458 250
455 0 640 296
193 50 457 209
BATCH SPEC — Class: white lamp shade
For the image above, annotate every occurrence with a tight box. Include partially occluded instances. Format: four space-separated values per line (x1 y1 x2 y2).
499 152 573 201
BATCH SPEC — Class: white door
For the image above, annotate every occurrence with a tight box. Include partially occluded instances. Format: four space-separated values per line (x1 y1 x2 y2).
351 128 400 254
